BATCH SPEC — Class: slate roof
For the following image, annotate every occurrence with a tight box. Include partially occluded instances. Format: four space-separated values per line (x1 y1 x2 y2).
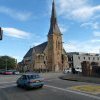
24 42 48 58
24 48 33 58
34 42 48 54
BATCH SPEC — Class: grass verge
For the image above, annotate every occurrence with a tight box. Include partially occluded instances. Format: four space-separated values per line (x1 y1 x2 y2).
70 85 100 95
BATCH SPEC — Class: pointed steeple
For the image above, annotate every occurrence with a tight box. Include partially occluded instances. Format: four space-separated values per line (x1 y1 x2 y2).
48 0 61 35
51 0 57 23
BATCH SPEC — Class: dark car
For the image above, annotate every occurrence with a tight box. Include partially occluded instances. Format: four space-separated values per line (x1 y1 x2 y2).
3 70 13 75
16 73 44 89
0 69 5 74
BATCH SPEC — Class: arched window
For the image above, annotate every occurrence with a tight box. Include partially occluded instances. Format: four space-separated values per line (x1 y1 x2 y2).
38 55 41 61
58 41 60 49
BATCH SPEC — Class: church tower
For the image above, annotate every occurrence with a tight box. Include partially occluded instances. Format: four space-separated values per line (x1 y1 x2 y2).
47 0 63 72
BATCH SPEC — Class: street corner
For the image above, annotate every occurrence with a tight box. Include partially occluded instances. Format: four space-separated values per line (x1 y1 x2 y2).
68 85 100 95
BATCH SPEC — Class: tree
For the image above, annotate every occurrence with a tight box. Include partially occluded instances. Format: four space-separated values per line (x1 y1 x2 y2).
0 56 17 70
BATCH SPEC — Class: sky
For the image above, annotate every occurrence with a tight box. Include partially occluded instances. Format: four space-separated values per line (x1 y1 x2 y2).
0 0 100 62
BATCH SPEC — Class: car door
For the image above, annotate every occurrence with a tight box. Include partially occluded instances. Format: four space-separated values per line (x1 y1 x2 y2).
17 76 24 86
21 75 28 86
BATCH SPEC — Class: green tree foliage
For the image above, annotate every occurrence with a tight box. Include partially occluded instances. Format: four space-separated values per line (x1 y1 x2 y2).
0 56 17 70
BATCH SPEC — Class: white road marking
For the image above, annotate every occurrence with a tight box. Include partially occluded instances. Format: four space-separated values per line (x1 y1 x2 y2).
0 81 16 84
0 84 16 89
0 81 16 89
45 85 100 100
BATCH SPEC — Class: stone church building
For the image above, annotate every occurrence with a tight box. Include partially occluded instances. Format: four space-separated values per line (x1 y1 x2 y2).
22 0 69 72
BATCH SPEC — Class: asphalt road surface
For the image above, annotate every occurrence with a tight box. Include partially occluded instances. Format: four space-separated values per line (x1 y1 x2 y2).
0 74 100 100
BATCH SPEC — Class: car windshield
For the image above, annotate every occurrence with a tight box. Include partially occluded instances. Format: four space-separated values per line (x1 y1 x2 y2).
27 75 40 79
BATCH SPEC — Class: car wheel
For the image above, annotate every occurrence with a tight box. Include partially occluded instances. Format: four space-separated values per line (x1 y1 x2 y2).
39 85 43 88
17 84 21 87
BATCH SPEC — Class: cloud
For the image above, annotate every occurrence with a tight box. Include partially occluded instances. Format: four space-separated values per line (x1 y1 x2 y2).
93 31 100 37
57 0 100 21
2 27 31 39
92 22 100 29
12 55 22 62
59 24 68 33
81 22 92 28
64 39 100 53
0 6 32 21
71 7 93 21
90 39 100 43
92 15 100 20
81 22 100 29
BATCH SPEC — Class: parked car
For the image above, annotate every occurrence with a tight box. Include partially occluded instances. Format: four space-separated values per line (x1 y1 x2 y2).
75 68 82 73
3 70 13 75
63 68 72 74
12 70 20 75
16 73 44 89
0 69 5 74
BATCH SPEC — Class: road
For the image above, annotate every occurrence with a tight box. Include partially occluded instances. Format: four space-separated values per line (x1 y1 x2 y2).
0 73 100 100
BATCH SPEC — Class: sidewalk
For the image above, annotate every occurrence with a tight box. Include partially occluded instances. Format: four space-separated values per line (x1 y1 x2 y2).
0 72 63 83
59 74 100 84
40 72 63 79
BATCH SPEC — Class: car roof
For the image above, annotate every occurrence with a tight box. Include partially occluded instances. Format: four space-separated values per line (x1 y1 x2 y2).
22 73 39 76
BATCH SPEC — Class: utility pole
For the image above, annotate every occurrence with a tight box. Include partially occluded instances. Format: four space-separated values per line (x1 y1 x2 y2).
15 59 17 70
0 27 3 40
5 58 7 71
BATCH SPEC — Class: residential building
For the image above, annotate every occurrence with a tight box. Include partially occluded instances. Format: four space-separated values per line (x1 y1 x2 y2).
67 52 100 69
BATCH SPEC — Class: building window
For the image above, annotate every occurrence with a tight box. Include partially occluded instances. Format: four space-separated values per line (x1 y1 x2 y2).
44 61 46 64
78 56 80 60
46 56 47 60
70 57 73 61
93 57 95 60
37 55 40 60
88 57 90 60
84 57 85 60
97 57 99 60
58 41 60 50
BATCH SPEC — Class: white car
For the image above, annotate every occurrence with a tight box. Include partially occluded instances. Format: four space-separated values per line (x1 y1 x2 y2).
75 68 82 73
63 68 72 74
13 70 20 75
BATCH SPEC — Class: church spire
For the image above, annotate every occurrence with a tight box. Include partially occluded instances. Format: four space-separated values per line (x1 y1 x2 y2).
48 0 61 35
51 0 57 22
